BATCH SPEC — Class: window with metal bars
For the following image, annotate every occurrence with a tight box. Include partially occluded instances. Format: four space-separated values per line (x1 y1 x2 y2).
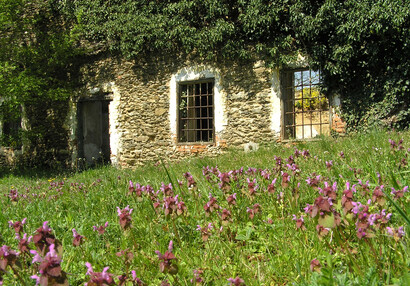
178 80 214 143
281 69 330 140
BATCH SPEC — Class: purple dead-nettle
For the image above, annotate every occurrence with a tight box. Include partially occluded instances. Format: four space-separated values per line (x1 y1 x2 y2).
163 195 178 216
202 166 219 183
308 196 332 218
8 217 27 233
160 182 174 196
245 167 257 175
33 221 58 255
391 186 408 200
354 204 374 239
306 174 321 189
15 233 32 253
227 276 246 285
386 226 405 242
85 262 115 285
247 178 258 196
260 169 271 180
130 270 145 285
310 259 321 272
0 245 19 273
316 224 330 238
218 172 232 192
221 208 232 225
302 149 310 158
318 181 338 202
281 171 290 188
128 181 144 199
204 193 220 216
266 178 277 194
286 163 300 175
372 185 386 206
287 155 295 165
351 201 365 215
93 222 109 235
368 209 392 228
176 196 187 216
247 203 261 219
227 193 237 205
191 269 204 284
72 229 84 247
117 206 133 230
155 241 178 274
325 160 333 170
294 148 301 157
342 184 355 214
116 248 134 262
376 172 382 185
183 172 197 188
389 138 404 150
292 215 306 230
30 244 67 286
197 223 213 241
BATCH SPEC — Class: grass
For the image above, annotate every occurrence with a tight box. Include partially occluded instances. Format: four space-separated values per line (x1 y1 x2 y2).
0 129 409 285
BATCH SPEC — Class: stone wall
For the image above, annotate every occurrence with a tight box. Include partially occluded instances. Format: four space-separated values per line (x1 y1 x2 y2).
74 55 282 168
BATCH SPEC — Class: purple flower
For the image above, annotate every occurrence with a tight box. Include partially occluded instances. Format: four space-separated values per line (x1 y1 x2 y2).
227 276 245 285
85 263 115 285
292 215 306 230
117 206 133 230
72 229 84 247
131 270 144 285
15 233 32 253
310 259 321 272
155 241 178 274
325 160 333 170
191 269 204 283
30 244 67 285
93 222 109 235
8 218 27 233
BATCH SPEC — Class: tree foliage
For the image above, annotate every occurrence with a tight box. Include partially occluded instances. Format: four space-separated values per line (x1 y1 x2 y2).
0 0 81 166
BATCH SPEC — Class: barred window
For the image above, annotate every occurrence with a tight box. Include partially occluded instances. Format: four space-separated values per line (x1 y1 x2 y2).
178 80 214 143
281 69 330 140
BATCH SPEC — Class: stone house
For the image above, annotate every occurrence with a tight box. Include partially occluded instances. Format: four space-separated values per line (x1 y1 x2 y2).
71 54 344 168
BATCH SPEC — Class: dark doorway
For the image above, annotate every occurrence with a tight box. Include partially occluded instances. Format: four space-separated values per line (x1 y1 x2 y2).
77 99 111 166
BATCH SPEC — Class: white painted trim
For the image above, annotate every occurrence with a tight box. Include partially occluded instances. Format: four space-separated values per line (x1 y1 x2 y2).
109 83 121 165
270 69 282 134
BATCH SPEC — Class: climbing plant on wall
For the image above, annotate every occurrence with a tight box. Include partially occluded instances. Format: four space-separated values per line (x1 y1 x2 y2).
72 0 409 130
291 0 410 130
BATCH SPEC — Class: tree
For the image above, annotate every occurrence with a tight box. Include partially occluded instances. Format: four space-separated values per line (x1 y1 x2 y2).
0 0 81 166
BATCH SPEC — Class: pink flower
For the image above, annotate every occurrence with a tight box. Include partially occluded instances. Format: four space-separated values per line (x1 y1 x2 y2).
117 206 133 230
93 222 109 235
85 263 115 285
227 276 246 285
310 259 321 272
8 218 27 233
72 229 84 247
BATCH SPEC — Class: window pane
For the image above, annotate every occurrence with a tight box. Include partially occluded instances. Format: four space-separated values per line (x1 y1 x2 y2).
282 69 329 140
178 80 214 143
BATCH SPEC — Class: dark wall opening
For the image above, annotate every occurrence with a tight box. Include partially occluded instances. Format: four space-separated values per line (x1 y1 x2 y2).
77 98 111 166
